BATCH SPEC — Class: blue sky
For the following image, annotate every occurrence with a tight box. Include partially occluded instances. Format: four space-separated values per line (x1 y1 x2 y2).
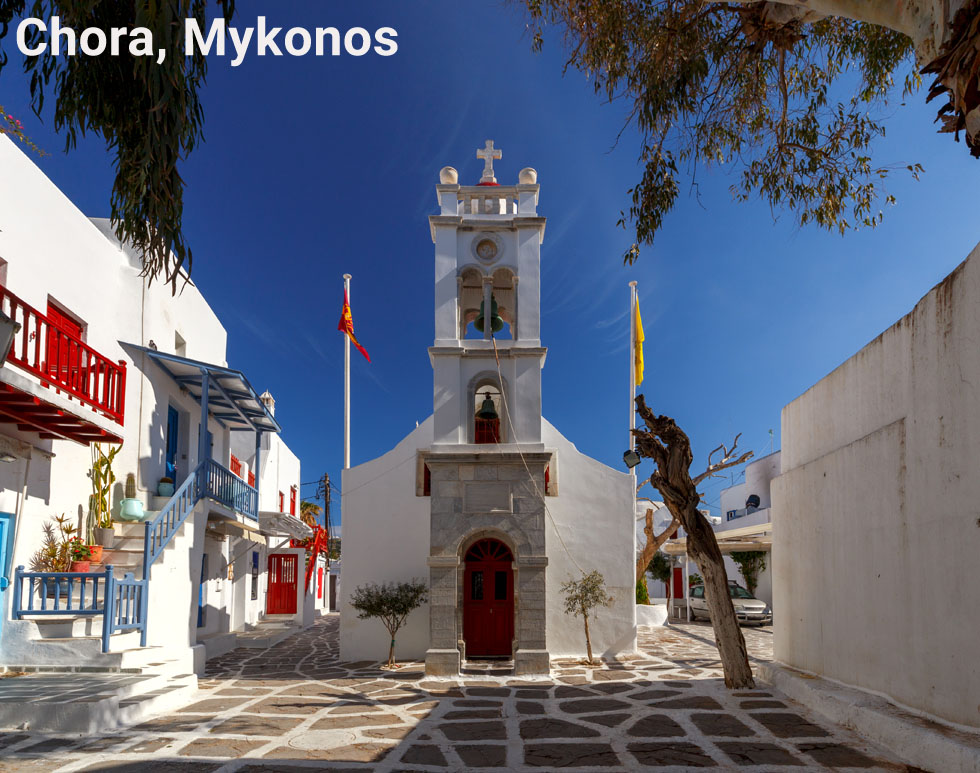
3 0 979 524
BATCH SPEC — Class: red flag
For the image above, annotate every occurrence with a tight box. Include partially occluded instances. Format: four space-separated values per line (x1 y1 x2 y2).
338 289 371 363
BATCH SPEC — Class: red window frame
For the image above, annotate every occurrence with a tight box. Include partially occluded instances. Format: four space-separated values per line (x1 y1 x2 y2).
289 486 297 516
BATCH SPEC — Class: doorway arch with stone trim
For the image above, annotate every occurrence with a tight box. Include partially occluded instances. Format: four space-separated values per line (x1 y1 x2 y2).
424 450 552 676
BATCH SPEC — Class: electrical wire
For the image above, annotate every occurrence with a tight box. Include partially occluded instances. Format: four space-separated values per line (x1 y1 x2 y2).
489 335 587 576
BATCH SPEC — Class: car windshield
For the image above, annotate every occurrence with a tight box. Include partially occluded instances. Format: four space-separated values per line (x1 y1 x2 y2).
729 585 755 599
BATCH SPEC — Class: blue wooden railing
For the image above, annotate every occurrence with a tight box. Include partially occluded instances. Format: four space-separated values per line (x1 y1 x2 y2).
11 565 147 653
199 458 258 520
143 465 201 569
12 457 259 651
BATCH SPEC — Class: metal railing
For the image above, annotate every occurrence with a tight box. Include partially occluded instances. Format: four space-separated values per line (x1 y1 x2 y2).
10 565 147 653
200 458 258 520
0 285 126 424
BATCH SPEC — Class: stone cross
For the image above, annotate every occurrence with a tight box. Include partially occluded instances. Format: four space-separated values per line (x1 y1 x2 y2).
477 140 502 184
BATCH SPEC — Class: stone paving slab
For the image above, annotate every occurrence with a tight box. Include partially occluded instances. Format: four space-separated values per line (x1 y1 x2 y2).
0 616 917 772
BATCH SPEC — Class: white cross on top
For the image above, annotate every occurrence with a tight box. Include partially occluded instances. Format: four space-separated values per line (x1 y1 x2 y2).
477 140 502 184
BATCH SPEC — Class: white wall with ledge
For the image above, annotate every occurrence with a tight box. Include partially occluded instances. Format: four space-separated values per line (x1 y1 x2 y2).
772 243 980 729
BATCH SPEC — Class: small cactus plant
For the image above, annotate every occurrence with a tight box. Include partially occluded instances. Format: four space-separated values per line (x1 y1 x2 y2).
125 472 137 499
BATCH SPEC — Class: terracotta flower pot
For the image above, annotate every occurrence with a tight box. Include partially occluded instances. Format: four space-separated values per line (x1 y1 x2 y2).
88 545 103 563
69 560 91 573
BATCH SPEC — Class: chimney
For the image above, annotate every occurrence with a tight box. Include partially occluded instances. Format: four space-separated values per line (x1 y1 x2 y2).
260 390 275 417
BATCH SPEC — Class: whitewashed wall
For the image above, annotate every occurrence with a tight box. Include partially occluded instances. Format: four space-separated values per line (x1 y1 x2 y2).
542 419 637 658
339 420 433 662
772 243 980 729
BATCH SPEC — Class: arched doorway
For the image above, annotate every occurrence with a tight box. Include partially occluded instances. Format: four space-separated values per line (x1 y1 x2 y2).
463 538 514 658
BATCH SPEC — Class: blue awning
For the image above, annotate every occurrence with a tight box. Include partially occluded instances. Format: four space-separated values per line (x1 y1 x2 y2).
122 344 281 434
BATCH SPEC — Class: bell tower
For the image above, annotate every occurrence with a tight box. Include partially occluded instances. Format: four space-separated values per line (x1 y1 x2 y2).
423 142 552 677
429 140 547 448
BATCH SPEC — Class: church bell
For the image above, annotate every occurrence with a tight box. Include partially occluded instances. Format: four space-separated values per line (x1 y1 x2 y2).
475 294 504 334
477 392 499 420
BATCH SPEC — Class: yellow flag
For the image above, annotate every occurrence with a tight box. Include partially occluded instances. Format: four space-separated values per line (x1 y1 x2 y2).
634 299 645 386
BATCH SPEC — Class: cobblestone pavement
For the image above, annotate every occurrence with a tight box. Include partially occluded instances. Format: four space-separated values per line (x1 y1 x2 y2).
0 615 914 772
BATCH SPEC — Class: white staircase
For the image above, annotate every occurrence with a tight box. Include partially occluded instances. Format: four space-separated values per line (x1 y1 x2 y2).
1 496 203 731
0 647 199 733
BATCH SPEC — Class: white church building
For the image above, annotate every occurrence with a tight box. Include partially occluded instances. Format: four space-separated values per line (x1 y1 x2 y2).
340 143 637 675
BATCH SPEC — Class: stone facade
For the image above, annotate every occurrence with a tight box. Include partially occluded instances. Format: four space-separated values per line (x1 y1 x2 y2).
424 452 550 675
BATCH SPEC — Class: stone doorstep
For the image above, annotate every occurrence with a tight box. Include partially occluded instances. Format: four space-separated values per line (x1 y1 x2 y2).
757 662 980 773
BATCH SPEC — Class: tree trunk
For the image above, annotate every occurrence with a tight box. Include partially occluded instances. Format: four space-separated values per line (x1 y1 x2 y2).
387 636 396 668
583 609 594 665
679 500 755 689
632 395 755 689
636 507 682 583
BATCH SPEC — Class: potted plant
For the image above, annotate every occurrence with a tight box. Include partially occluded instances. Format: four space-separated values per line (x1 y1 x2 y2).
157 476 175 497
29 515 73 596
68 538 92 572
118 472 145 522
84 503 103 563
90 444 120 547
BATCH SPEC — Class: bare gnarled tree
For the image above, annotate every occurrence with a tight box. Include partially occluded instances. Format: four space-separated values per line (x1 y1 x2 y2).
632 394 755 688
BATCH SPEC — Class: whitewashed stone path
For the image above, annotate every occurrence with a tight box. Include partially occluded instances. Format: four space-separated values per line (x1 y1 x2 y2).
0 616 915 771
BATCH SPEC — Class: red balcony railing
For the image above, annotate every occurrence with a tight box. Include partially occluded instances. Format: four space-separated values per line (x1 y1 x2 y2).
0 286 126 425
230 454 243 477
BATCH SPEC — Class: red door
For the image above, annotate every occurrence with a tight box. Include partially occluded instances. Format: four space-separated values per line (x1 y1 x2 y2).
45 303 84 388
672 567 685 599
267 554 298 614
463 539 514 657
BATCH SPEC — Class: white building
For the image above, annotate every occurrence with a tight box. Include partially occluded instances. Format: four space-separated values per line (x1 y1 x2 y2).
772 243 980 733
715 450 779 607
0 134 312 705
340 145 637 674
651 453 777 620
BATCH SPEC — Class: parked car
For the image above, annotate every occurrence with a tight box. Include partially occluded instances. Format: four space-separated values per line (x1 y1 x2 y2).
689 581 772 625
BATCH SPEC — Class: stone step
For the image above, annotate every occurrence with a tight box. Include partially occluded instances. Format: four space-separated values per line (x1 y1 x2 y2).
27 628 143 651
0 670 198 734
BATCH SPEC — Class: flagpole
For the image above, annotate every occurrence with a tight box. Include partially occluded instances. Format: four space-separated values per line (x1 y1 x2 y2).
344 273 351 470
629 281 637 453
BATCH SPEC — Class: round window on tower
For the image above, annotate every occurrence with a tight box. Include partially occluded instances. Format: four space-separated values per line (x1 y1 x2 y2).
472 233 502 264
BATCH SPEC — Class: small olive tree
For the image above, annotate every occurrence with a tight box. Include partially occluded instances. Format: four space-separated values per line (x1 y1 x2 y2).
349 579 428 668
561 570 614 665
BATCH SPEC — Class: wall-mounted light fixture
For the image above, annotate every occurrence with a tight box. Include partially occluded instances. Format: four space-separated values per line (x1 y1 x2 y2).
623 449 641 469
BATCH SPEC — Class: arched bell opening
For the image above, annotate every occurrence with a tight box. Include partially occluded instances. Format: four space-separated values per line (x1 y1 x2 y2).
458 266 516 340
468 373 507 444
461 538 515 659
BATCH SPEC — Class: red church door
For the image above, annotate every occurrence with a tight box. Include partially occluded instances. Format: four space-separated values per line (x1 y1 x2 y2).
463 539 514 658
267 554 298 614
